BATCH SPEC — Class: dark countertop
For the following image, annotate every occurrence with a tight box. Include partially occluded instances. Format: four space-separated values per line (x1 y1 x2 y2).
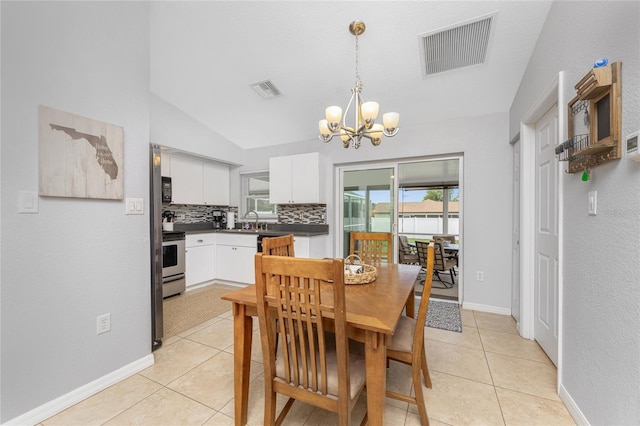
174 222 329 237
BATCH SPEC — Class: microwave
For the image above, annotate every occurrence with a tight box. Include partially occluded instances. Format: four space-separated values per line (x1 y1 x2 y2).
162 177 172 203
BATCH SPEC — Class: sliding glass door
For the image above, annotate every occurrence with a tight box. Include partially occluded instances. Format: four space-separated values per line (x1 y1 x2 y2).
340 166 396 257
337 156 463 302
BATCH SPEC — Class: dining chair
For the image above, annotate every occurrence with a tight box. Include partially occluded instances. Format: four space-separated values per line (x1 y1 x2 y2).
261 234 295 257
349 231 393 264
398 235 419 265
254 253 368 426
386 244 434 425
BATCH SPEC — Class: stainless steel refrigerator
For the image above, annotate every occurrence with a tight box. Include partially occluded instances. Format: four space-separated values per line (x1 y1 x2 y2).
149 144 163 350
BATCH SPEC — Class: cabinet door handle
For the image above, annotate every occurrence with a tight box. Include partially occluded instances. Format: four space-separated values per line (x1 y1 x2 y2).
197 239 204 243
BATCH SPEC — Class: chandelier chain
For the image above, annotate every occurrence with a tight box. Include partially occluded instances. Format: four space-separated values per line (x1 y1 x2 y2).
355 35 361 87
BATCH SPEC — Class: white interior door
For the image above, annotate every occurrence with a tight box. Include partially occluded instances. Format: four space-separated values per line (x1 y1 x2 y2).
534 105 559 366
512 140 521 324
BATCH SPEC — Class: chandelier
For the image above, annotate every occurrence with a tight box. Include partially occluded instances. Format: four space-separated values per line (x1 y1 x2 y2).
318 20 399 149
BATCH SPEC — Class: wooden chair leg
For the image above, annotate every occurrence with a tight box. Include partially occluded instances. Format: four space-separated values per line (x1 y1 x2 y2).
413 361 430 425
421 344 432 389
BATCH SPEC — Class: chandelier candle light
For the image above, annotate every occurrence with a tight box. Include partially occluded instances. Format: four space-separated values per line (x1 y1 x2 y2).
319 20 399 149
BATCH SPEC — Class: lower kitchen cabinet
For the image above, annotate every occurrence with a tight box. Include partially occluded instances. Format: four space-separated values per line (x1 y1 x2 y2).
294 235 329 258
185 234 216 287
215 233 257 284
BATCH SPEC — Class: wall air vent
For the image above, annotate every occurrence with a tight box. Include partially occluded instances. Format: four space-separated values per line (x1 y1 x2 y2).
418 12 496 77
250 79 283 99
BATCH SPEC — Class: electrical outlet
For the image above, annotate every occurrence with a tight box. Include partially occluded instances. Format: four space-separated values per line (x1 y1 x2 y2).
97 313 111 335
476 271 485 282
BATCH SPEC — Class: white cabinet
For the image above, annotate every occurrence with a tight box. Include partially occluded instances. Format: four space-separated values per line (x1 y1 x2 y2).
269 152 325 204
203 162 229 205
161 151 171 177
294 235 329 258
171 155 229 206
215 233 257 284
185 234 216 287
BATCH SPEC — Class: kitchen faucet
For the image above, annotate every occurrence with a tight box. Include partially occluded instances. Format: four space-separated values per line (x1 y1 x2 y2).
243 210 259 229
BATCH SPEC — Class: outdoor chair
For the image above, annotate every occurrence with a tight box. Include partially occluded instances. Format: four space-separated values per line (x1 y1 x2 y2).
398 235 419 264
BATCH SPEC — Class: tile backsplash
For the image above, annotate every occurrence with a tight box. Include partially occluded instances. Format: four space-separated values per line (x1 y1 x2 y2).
278 204 326 224
163 203 326 225
162 204 237 224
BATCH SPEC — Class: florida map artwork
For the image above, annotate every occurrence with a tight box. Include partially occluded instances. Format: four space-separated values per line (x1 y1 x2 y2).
39 105 124 200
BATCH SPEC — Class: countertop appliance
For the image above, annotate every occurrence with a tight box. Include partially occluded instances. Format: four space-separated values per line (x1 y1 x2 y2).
212 210 226 229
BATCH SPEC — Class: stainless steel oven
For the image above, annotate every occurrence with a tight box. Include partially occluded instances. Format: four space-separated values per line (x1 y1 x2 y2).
162 231 185 298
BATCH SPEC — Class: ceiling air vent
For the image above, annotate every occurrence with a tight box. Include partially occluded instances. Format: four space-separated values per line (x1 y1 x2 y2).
418 12 495 77
250 79 282 99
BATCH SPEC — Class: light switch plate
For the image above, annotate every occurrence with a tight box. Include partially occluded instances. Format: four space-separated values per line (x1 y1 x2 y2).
588 191 597 216
125 197 144 215
18 191 39 213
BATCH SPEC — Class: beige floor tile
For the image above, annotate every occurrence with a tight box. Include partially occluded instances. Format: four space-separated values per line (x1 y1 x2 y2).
486 352 559 401
422 371 504 425
167 350 263 410
426 340 493 385
219 373 314 425
405 410 451 426
185 317 235 350
42 375 162 426
103 387 214 425
496 387 575 425
461 309 477 328
385 359 413 410
139 338 219 385
160 334 182 347
426 323 483 350
204 411 235 425
473 311 518 334
479 329 550 363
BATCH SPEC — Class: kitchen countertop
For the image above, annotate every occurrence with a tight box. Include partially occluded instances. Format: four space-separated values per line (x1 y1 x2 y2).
174 222 329 237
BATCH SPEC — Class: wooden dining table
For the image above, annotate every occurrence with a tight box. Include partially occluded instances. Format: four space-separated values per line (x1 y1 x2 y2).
221 262 422 426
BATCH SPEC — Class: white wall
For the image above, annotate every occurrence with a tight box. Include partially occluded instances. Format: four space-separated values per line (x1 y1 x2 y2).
238 112 513 311
150 93 245 166
510 1 640 424
1 2 151 422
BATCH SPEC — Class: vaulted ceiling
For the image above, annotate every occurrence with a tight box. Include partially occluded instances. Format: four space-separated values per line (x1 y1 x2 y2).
150 1 553 150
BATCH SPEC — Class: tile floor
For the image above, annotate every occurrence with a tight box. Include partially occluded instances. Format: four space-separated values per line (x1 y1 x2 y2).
41 306 576 425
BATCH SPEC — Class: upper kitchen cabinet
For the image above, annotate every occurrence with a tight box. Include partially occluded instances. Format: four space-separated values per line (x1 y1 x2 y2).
171 155 229 206
269 152 325 204
161 151 171 177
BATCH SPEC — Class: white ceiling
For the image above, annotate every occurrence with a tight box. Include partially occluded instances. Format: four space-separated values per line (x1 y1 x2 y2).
150 1 553 150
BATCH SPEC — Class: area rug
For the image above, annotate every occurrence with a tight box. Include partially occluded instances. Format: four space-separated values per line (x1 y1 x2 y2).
163 284 236 338
417 299 462 333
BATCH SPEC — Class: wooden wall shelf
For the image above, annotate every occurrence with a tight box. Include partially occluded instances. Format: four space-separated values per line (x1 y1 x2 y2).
558 61 622 173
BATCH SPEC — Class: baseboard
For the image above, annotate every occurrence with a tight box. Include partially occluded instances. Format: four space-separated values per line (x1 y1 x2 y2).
4 354 154 426
461 301 511 316
559 384 589 425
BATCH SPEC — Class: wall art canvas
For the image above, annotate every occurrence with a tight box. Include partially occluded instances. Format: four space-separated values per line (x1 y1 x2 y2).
39 105 124 200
